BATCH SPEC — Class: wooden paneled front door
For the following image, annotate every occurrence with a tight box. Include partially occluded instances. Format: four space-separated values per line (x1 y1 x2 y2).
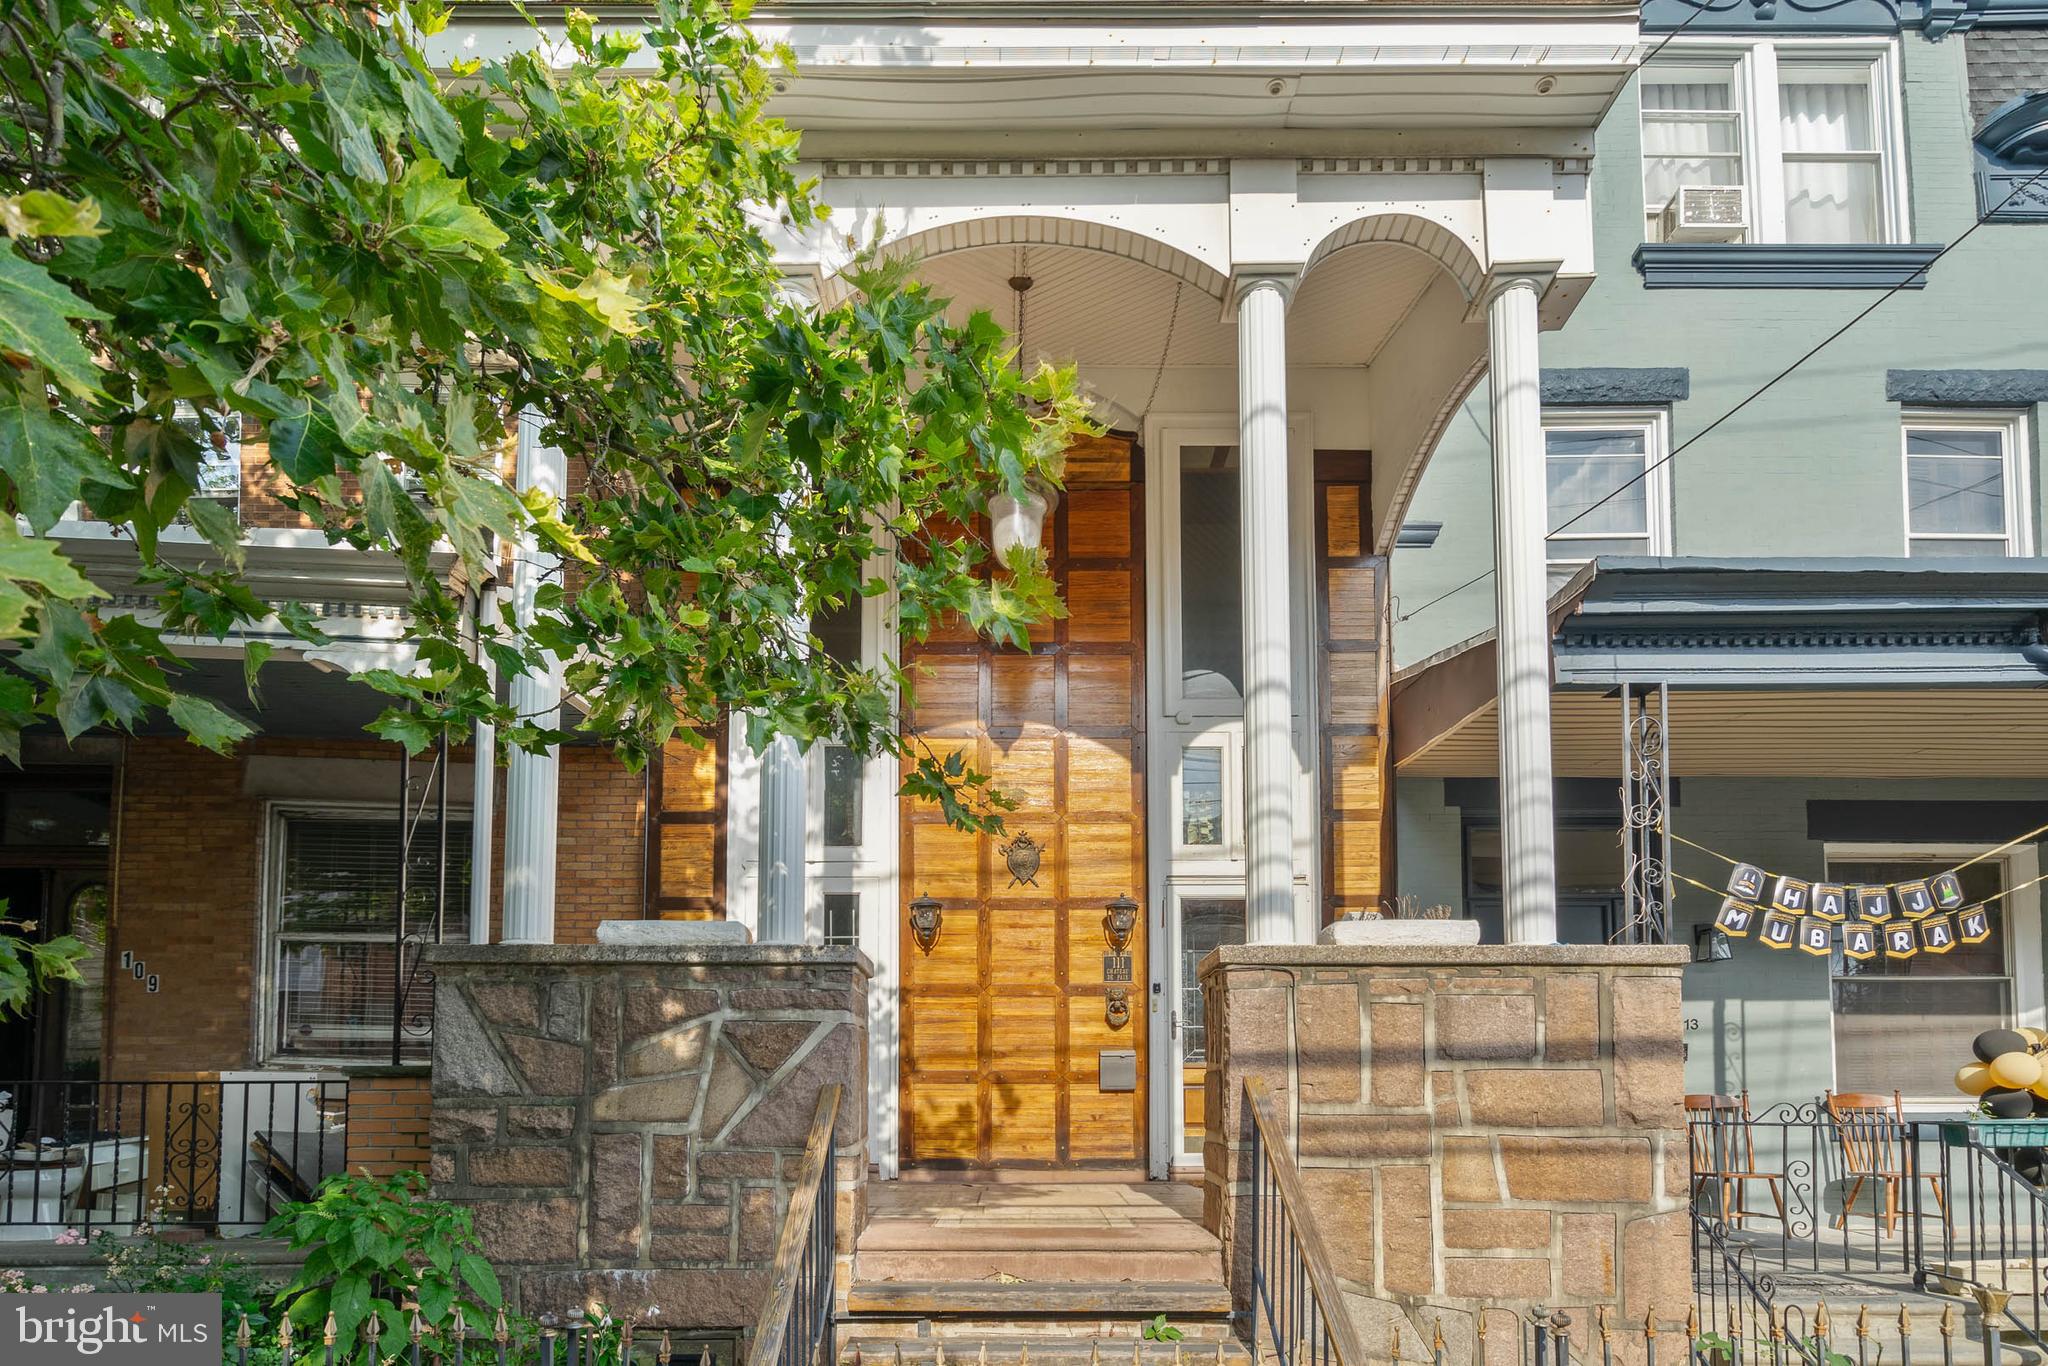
899 436 1147 1168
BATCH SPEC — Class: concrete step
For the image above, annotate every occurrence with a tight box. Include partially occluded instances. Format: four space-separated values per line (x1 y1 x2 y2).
842 1338 1252 1366
858 1220 1222 1255
855 1249 1225 1285
846 1280 1233 1319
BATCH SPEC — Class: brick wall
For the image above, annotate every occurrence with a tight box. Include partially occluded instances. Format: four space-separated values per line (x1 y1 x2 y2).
344 1071 435 1177
426 943 869 1330
108 738 649 1081
1201 943 1692 1364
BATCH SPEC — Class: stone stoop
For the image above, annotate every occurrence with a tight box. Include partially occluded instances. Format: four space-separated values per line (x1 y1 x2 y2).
843 1183 1240 1359
840 1335 1252 1366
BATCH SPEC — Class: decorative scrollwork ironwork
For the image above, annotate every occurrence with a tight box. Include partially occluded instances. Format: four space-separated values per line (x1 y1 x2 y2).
1618 684 1674 945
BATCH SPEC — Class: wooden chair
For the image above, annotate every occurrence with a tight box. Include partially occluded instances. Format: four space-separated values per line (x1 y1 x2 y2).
1824 1089 1946 1237
1686 1092 1789 1229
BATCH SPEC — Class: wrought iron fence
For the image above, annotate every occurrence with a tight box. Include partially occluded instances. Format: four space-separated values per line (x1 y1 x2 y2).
0 1076 348 1232
1909 1120 2048 1350
749 1085 841 1366
1243 1077 1365 1366
228 1314 737 1366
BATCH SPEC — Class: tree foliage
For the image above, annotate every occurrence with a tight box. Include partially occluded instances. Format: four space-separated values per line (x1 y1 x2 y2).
0 0 1083 825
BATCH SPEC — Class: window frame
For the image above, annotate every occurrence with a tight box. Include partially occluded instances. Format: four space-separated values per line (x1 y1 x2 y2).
1540 408 1675 570
1822 840 2045 1108
1899 408 2034 558
258 800 473 1066
1156 421 1253 722
1640 37 1909 247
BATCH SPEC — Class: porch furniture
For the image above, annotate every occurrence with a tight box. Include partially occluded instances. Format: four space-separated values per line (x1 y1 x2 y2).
1825 1089 1947 1236
249 1127 346 1208
1686 1091 1789 1230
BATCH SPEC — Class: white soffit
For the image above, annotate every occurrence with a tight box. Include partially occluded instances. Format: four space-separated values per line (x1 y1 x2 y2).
909 240 1442 367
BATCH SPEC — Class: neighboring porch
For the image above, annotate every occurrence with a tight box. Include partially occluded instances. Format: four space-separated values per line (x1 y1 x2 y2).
1391 556 2048 1109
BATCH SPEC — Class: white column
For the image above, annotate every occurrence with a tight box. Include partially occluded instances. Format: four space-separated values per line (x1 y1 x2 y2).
1485 275 1559 944
756 732 807 943
469 585 500 945
501 412 566 945
1235 273 1298 945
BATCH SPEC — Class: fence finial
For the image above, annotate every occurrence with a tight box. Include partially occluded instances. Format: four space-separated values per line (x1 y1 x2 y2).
1685 1305 1698 1340
1856 1306 1870 1341
1477 1313 1489 1344
1899 1306 1913 1336
236 1314 251 1350
323 1313 338 1348
278 1315 293 1353
1175 1342 1185 1366
1090 1341 1100 1366
1768 1306 1784 1344
411 1308 426 1345
935 1340 946 1366
1941 1305 1957 1340
622 1320 635 1358
496 1309 512 1345
660 1328 674 1362
1435 1317 1448 1354
1133 1339 1142 1366
1815 1303 1830 1338
1595 1307 1610 1346
1391 1325 1402 1362
1643 1309 1655 1342
978 1341 988 1366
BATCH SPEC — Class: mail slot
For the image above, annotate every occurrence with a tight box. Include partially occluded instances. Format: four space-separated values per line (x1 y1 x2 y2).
1099 1049 1138 1092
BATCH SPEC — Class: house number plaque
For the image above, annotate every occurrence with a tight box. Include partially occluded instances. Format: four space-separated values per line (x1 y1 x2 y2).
1102 953 1133 984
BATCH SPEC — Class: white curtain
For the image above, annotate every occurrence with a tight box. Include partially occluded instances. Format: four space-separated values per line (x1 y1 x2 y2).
1642 82 1742 215
1781 79 1879 242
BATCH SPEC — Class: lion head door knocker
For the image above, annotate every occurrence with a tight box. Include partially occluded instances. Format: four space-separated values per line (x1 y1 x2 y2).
1105 986 1131 1029
999 831 1042 888
908 893 944 955
1102 893 1139 953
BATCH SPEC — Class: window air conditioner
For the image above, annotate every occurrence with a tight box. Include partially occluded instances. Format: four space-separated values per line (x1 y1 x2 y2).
1660 185 1747 243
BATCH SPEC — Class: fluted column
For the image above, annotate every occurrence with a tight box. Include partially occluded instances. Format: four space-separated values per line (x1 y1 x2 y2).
1485 274 1559 944
1236 273 1298 945
756 731 807 943
502 411 566 945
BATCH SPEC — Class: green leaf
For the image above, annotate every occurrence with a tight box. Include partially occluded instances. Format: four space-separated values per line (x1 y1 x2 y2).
166 693 255 754
0 191 105 239
457 1252 502 1308
182 494 246 573
0 251 108 399
0 391 106 532
393 159 508 257
0 521 103 600
399 75 465 164
243 641 273 705
525 264 647 335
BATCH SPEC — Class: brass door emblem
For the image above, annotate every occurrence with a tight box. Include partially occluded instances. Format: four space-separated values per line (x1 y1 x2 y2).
1105 986 1131 1029
1000 832 1043 888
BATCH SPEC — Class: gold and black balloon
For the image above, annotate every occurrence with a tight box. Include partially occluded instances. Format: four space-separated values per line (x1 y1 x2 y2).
1955 1027 2048 1120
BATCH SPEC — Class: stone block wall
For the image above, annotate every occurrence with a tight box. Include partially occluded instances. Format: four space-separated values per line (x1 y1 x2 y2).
1200 944 1691 1362
426 944 869 1334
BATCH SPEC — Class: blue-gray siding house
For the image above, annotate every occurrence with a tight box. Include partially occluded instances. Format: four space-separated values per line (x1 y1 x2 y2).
1389 1 2048 1109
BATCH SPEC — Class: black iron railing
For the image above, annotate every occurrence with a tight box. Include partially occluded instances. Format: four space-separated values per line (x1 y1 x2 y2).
1243 1077 1364 1366
0 1076 348 1230
748 1085 840 1366
1910 1120 2048 1350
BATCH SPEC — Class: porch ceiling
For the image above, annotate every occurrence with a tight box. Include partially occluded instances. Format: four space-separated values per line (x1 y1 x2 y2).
1396 688 2048 780
911 240 1442 368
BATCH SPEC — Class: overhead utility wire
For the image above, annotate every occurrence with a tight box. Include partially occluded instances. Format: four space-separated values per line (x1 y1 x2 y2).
1392 135 2048 626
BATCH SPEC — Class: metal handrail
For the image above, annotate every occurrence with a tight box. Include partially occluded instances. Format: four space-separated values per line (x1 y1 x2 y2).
1243 1077 1364 1366
749 1085 842 1366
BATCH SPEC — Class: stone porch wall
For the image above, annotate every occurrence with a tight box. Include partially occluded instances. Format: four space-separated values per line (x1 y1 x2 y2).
425 944 869 1333
1200 944 1691 1362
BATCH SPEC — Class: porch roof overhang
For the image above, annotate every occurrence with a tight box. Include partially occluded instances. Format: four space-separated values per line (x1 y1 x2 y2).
1390 557 2048 779
431 5 1645 138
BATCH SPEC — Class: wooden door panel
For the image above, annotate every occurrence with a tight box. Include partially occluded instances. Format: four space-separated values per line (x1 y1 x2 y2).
900 436 1146 1168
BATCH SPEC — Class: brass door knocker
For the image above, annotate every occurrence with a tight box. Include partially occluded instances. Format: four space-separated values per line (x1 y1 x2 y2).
1105 986 1131 1029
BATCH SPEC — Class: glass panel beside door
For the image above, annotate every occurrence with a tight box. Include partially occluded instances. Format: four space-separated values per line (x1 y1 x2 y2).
1175 896 1246 1159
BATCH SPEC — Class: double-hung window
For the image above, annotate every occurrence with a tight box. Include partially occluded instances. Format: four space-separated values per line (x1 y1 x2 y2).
1902 411 2032 557
267 808 471 1061
1543 412 1672 581
1641 44 1903 245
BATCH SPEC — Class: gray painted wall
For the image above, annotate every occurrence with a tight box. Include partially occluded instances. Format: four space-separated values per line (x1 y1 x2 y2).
1391 31 2048 669
1396 775 2048 1108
